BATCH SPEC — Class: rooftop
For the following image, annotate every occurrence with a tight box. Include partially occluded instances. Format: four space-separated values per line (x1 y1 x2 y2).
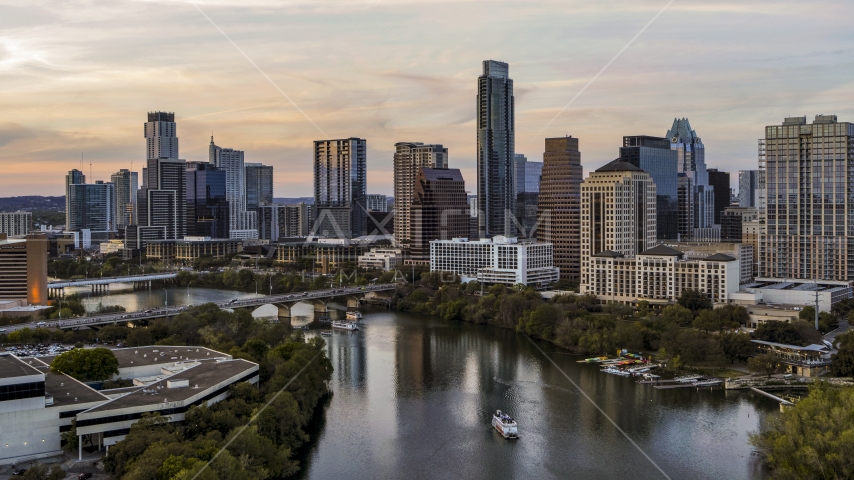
0 353 43 379
640 245 684 257
37 346 229 370
702 253 737 262
43 370 108 408
592 250 625 258
752 339 830 352
594 159 643 173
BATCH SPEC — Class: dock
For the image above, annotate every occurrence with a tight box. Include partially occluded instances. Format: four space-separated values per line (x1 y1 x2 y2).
750 387 794 406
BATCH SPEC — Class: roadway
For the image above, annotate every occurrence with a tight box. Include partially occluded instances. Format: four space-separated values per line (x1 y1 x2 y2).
48 272 179 288
2 284 396 333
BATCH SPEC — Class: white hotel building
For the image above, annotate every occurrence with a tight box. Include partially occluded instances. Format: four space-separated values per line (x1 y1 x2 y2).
430 236 560 287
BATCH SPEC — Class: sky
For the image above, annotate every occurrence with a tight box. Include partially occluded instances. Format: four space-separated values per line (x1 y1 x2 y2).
1 0 854 198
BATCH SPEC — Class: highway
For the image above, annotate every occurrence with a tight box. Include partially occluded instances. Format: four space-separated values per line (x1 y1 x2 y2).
2 284 397 333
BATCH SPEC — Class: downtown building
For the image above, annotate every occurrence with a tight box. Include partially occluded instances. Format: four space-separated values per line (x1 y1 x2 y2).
392 142 447 244
536 136 583 280
0 212 32 237
759 115 854 281
136 112 186 243
366 194 388 212
0 233 47 308
666 118 716 240
313 138 367 239
67 180 117 234
477 60 516 238
513 154 542 238
739 170 759 208
708 168 731 225
110 169 138 230
186 162 229 239
430 236 559 287
210 137 257 239
409 167 470 263
245 162 274 211
618 135 678 240
258 203 311 241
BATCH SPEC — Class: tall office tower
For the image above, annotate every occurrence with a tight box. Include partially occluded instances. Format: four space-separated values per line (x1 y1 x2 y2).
666 118 714 238
245 163 274 211
619 135 678 240
579 159 657 288
738 170 759 207
210 137 257 238
366 194 388 212
139 158 186 239
760 115 854 281
67 181 117 232
477 60 515 238
258 203 311 240
513 154 542 237
144 112 178 161
313 138 367 238
0 233 47 306
536 137 583 280
393 142 448 244
186 162 229 238
707 168 731 224
0 212 32 236
111 169 138 229
65 169 85 228
410 168 469 262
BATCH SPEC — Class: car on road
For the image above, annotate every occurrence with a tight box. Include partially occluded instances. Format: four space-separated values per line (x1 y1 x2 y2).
36 321 46 326
12 469 27 476
0 328 6 333
78 473 94 479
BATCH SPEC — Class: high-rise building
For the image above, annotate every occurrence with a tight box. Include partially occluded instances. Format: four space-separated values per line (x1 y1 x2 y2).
619 135 678 240
0 233 47 306
0 212 32 237
738 170 759 207
720 206 759 243
580 159 657 289
65 169 85 229
707 168 731 224
136 112 185 241
210 137 257 238
313 138 367 238
410 168 469 263
258 203 310 241
760 115 854 281
392 142 447 244
477 60 515 238
186 162 229 238
111 169 138 229
366 194 388 212
666 118 714 239
67 181 117 232
144 111 178 160
245 163 274 211
513 154 542 238
536 137 583 280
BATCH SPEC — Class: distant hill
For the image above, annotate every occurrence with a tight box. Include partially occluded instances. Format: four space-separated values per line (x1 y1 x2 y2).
0 196 65 212
274 197 315 204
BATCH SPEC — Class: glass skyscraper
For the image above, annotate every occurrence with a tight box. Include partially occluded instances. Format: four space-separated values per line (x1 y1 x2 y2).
619 135 678 240
186 162 229 238
245 163 274 211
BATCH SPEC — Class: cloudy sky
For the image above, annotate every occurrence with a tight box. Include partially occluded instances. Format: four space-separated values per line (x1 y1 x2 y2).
1 0 854 197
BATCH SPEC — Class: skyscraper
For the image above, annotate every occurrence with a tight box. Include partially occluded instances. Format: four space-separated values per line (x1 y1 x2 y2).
666 118 714 238
579 159 657 288
410 168 469 262
137 112 185 240
619 135 678 240
65 169 85 229
313 138 367 238
67 181 117 232
186 162 229 238
536 137 583 280
210 137 257 238
707 168 731 224
392 142 447 244
245 163 274 211
366 194 388 212
111 169 138 229
738 170 759 207
760 115 854 281
477 60 515 238
144 112 178 161
513 154 542 238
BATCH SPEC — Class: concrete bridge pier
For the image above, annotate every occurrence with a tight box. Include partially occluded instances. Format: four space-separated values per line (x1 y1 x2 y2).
345 295 361 309
274 303 293 318
312 299 328 313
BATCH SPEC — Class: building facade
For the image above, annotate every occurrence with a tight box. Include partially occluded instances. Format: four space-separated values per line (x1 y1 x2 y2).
186 162 229 239
720 207 759 243
666 118 715 239
619 135 679 241
67 181 117 233
258 203 311 241
366 194 388 212
0 233 47 306
430 236 559 287
759 115 854 281
739 170 759 208
536 137 583 280
64 169 85 230
111 169 138 229
410 168 470 263
513 154 542 238
210 137 257 237
357 248 403 271
392 142 447 244
314 138 367 238
245 163 274 211
477 60 515 238
0 212 32 237
580 159 657 289
145 237 243 262
707 168 731 225
662 241 755 285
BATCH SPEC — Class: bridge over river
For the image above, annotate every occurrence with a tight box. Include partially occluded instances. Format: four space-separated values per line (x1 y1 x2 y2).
48 272 179 297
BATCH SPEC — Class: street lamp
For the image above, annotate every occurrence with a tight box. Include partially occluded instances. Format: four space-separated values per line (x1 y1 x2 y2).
163 288 168 306
269 276 273 296
254 280 259 297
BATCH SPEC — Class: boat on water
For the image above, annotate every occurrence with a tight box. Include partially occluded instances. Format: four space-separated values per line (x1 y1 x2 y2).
693 379 723 387
602 367 630 376
320 330 332 336
642 373 660 380
583 356 609 363
331 320 359 331
492 410 518 439
675 375 703 383
346 311 363 321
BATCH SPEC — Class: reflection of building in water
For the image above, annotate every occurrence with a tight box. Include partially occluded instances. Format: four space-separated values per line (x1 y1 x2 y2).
329 334 368 392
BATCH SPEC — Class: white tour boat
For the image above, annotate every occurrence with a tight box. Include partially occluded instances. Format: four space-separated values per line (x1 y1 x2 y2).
346 311 363 321
331 320 359 331
492 410 518 439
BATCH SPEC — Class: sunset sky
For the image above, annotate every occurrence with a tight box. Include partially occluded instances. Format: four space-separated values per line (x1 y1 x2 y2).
2 0 854 197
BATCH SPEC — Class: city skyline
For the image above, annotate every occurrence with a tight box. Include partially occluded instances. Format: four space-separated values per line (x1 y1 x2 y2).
3 1 854 197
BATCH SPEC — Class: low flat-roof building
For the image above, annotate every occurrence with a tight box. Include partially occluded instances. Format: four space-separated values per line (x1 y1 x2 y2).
729 279 852 312
430 236 560 287
145 237 243 262
0 233 47 306
751 339 832 377
277 240 368 274
358 248 403 271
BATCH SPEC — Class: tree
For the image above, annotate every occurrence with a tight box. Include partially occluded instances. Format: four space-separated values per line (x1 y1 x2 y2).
716 304 748 330
661 304 694 326
677 289 712 313
753 321 805 346
750 383 854 479
747 353 787 377
831 331 854 377
720 332 753 364
692 310 721 333
798 306 815 322
636 300 650 318
50 347 119 382
19 464 65 480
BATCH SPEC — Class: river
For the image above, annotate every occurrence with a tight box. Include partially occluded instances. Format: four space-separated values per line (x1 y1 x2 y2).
74 286 777 479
